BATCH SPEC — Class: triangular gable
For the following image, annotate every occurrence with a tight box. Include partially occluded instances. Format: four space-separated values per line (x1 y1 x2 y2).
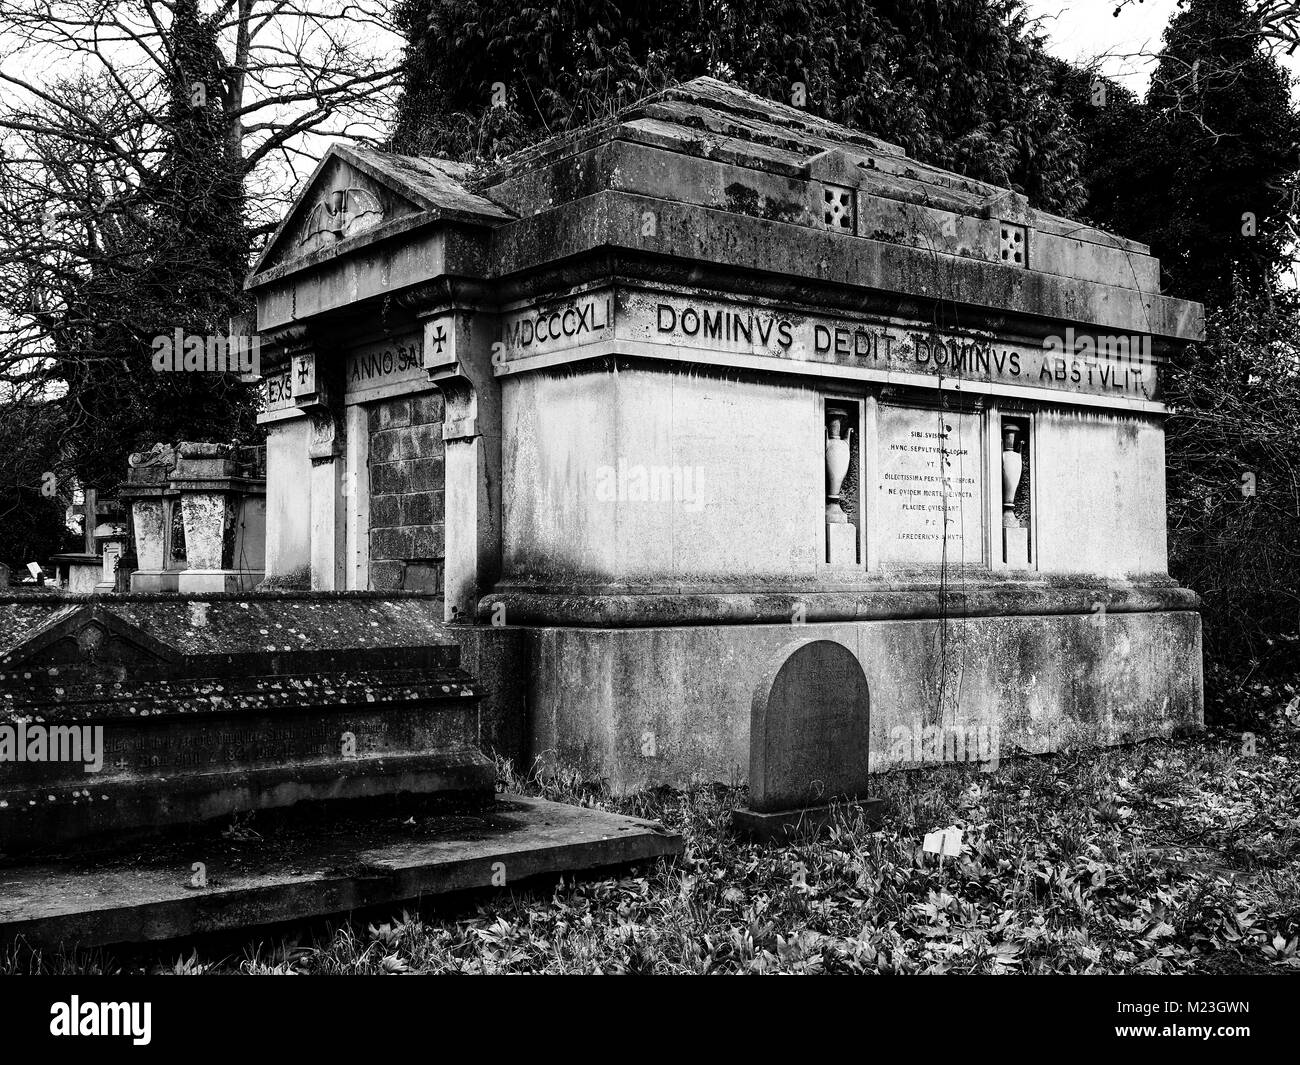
251 144 514 278
0 604 182 669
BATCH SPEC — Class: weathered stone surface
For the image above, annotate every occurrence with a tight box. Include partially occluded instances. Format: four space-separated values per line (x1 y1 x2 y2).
410 391 445 425
0 596 496 852
399 492 438 526
179 492 231 569
264 419 312 587
452 623 527 761
369 560 405 592
242 76 1206 792
401 560 442 592
377 396 412 430
748 640 872 813
524 609 1203 793
131 500 167 571
370 527 413 559
409 525 444 558
370 494 402 527
480 572 1199 627
366 396 446 593
0 795 682 948
0 592 461 655
49 554 101 594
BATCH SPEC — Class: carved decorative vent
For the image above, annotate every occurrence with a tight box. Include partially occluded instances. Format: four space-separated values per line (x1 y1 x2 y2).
822 185 855 231
999 223 1027 267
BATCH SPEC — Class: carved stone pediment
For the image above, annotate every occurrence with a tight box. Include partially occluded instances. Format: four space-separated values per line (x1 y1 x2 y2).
250 145 512 279
0 605 182 669
259 154 402 267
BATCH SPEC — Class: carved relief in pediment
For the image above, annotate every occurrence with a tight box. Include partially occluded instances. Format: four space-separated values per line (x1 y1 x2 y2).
257 154 419 272
300 185 385 252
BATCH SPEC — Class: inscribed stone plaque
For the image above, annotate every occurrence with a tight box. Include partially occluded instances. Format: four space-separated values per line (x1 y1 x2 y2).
497 292 614 365
259 365 295 418
344 333 426 404
877 406 984 567
749 640 870 812
617 290 1160 404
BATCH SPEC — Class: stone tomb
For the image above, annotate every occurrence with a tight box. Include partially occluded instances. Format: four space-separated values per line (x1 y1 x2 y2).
0 594 678 945
245 77 1205 806
118 442 266 593
0 598 490 851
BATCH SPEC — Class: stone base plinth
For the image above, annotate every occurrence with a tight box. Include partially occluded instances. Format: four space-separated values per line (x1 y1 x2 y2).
129 569 181 592
512 603 1204 792
826 522 858 565
128 569 263 592
1004 526 1030 569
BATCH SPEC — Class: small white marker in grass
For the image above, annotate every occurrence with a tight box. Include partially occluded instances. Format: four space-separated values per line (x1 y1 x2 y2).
923 827 963 868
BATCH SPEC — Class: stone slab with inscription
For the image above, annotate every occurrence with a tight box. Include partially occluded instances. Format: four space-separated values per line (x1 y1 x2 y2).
343 333 427 404
0 597 493 853
877 406 985 568
495 287 1164 410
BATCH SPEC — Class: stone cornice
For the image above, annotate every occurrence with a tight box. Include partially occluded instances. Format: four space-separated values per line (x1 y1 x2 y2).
487 192 1203 343
476 578 1200 627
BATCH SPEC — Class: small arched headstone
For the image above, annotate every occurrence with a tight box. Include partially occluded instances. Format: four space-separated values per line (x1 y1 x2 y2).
748 639 871 814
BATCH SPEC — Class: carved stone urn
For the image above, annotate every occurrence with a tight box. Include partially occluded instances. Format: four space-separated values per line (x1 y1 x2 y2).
1001 423 1023 528
825 407 853 523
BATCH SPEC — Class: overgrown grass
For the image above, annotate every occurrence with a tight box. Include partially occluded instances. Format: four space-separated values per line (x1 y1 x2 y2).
6 709 1298 975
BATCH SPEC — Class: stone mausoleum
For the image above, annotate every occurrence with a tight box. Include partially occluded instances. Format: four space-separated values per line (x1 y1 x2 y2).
247 78 1204 797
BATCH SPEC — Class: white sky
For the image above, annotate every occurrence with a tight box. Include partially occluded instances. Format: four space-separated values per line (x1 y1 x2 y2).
1027 0 1300 95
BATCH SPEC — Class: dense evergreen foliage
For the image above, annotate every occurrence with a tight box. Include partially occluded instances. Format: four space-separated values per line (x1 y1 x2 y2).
392 0 1089 215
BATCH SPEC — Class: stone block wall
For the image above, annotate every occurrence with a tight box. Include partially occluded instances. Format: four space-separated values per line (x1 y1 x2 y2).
368 391 446 591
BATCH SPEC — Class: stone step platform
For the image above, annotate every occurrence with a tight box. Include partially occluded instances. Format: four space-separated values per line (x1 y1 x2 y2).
0 749 495 854
0 794 683 948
